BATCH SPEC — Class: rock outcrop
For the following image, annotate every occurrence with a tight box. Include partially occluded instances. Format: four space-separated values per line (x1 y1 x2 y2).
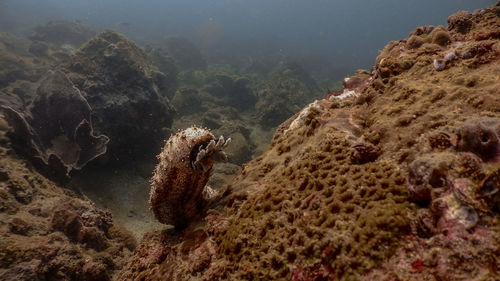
0 125 136 281
0 32 60 111
61 30 176 161
119 4 500 280
1 30 177 178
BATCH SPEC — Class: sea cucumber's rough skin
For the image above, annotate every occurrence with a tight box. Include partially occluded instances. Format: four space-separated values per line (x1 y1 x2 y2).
120 4 500 281
150 126 228 228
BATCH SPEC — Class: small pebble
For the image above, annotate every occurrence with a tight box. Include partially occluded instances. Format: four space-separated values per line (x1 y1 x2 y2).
461 50 473 59
444 52 457 62
433 59 446 71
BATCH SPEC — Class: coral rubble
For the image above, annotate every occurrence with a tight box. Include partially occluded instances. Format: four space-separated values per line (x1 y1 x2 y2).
120 3 500 281
150 126 230 228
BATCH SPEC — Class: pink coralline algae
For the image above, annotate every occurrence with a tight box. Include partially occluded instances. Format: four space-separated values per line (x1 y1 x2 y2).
325 70 371 100
408 117 500 236
408 118 500 230
373 117 500 280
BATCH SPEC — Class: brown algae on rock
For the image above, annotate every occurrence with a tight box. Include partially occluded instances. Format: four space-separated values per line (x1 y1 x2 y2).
114 3 500 280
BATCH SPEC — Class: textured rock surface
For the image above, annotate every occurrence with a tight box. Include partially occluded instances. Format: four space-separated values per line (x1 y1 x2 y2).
368 117 500 281
60 30 175 161
150 127 230 228
119 4 500 280
0 126 136 281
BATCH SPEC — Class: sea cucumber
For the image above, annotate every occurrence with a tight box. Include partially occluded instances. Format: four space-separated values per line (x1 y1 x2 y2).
149 126 230 228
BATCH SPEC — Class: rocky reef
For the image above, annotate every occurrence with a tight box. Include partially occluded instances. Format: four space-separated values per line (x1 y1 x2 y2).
162 36 207 70
2 70 108 180
0 122 136 281
1 2 499 281
1 29 176 179
60 30 175 161
119 3 500 280
170 61 321 169
0 29 182 281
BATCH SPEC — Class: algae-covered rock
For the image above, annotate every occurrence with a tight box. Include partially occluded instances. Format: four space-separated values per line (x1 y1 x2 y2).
119 3 500 281
0 133 136 281
448 10 474 34
61 30 175 161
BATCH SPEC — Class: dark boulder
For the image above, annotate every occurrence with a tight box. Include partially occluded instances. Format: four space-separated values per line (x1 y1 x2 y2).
61 30 175 161
2 70 108 180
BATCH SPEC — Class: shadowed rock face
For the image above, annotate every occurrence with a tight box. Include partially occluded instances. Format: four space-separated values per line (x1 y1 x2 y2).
61 30 175 161
2 70 108 180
